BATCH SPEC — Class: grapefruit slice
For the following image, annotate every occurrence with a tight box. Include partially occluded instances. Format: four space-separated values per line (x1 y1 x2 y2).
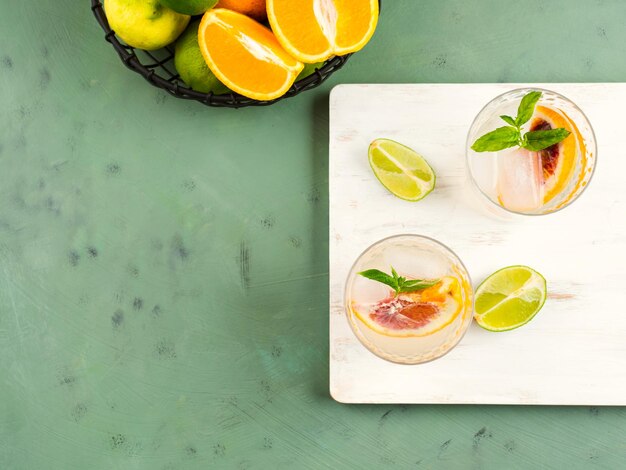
198 9 303 101
351 277 464 338
266 0 379 63
530 105 581 204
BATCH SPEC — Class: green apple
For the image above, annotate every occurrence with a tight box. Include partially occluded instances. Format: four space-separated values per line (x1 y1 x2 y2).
104 0 190 50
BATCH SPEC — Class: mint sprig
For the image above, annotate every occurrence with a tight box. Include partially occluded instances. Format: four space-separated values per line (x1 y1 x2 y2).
523 128 571 151
471 91 571 153
358 266 439 296
516 90 542 127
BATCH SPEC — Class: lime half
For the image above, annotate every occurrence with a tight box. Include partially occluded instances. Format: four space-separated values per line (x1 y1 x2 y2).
474 266 547 332
368 139 436 201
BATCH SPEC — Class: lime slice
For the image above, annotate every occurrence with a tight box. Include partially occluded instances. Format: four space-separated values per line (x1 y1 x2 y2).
474 266 547 332
368 139 436 201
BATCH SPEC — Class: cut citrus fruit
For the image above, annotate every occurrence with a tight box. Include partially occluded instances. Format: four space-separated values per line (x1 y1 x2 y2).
351 276 464 338
530 105 582 204
474 266 547 332
368 139 436 202
266 0 379 63
198 9 303 101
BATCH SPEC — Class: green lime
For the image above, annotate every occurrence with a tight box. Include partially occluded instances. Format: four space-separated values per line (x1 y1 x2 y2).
474 266 547 332
296 62 324 81
174 20 229 94
368 139 436 202
160 0 218 16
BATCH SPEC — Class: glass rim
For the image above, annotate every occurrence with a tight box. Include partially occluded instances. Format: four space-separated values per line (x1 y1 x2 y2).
465 86 598 217
343 233 474 365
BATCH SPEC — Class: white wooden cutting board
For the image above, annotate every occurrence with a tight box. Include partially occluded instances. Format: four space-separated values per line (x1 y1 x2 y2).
329 83 626 405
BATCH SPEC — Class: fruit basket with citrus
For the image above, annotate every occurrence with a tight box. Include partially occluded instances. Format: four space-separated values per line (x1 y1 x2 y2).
91 0 380 107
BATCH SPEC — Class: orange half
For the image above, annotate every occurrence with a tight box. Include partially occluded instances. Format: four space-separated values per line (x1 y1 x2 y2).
198 9 303 101
532 105 582 204
266 0 379 63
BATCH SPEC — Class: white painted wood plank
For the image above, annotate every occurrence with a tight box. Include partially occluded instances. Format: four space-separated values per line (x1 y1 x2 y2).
329 83 626 405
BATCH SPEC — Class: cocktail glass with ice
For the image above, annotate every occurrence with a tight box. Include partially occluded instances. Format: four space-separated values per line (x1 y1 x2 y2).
344 235 473 364
467 88 596 215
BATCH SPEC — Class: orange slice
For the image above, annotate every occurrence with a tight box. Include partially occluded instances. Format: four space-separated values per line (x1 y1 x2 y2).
554 111 590 209
531 105 582 204
266 0 379 63
198 9 303 101
350 276 465 338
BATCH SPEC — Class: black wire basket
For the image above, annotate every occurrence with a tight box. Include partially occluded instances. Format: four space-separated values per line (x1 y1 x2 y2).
90 0 380 108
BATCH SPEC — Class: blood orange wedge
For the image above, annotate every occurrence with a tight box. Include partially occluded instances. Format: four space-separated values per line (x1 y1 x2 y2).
198 9 303 101
530 105 583 204
351 277 464 338
266 0 379 63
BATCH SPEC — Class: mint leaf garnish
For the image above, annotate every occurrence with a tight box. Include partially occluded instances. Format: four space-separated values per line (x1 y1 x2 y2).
516 91 542 126
358 266 439 296
399 279 439 293
471 126 520 152
471 91 571 153
358 269 396 290
524 128 571 151
500 115 516 127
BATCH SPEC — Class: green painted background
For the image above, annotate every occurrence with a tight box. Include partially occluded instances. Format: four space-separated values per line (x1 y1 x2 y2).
1 1 625 468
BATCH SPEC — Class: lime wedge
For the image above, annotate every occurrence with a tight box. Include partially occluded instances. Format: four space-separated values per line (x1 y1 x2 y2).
474 266 547 332
368 139 436 201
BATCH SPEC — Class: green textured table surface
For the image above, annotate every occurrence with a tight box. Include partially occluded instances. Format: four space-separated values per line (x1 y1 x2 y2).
1 1 625 468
